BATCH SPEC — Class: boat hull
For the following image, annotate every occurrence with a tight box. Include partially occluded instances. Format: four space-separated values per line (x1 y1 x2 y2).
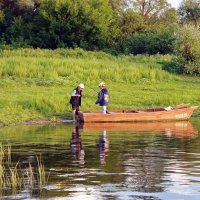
78 106 197 122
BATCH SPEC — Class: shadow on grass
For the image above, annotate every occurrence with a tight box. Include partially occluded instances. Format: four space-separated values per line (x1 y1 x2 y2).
158 60 179 74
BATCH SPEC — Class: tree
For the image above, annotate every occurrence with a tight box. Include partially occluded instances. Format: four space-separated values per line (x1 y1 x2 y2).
114 0 177 54
120 9 142 34
0 0 118 50
127 0 177 29
108 0 142 36
31 0 117 49
109 0 177 37
0 0 39 16
0 0 40 46
109 0 127 15
178 0 200 28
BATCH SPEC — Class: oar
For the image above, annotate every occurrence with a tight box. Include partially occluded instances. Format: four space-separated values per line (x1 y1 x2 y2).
173 104 190 109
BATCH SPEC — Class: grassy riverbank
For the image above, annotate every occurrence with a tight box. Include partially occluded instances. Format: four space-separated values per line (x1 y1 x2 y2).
0 48 200 125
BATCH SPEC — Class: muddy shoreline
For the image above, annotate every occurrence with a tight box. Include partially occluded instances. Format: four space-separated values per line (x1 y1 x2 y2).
0 118 73 127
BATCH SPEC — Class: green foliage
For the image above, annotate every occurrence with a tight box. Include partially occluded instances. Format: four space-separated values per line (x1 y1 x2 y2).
108 0 178 53
0 0 38 47
119 8 142 35
40 0 118 49
0 0 117 50
0 0 178 53
174 24 200 75
8 17 32 48
120 28 176 55
178 0 200 28
128 0 177 29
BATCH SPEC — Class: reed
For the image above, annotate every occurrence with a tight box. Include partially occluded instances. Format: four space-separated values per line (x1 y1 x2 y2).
9 163 21 190
0 144 48 194
0 165 6 189
37 156 46 188
0 144 4 164
25 163 35 189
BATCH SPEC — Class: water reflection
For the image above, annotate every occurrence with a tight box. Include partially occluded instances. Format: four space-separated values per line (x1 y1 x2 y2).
70 124 85 164
82 121 198 139
79 121 199 194
70 124 110 165
97 130 109 164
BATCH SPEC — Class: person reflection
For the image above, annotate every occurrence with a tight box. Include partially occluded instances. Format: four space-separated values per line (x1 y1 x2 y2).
97 129 109 164
70 124 85 164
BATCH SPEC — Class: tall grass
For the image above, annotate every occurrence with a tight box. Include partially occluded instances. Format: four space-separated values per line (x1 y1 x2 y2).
37 156 46 188
26 163 35 189
0 48 175 82
0 48 200 125
9 163 22 191
0 144 48 195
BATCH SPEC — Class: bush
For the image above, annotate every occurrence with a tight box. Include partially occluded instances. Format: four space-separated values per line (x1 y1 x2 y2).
173 24 200 75
119 28 176 55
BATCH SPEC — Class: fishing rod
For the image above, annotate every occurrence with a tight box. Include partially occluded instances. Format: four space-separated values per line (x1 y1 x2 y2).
66 76 115 109
66 75 99 94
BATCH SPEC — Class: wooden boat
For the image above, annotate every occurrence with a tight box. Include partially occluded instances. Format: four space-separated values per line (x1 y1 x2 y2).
78 105 198 122
81 121 198 138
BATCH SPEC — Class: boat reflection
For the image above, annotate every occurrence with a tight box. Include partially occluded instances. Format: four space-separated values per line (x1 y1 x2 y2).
70 124 85 164
97 130 109 164
82 121 198 138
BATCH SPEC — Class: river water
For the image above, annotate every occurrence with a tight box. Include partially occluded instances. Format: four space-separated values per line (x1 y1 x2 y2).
0 119 200 200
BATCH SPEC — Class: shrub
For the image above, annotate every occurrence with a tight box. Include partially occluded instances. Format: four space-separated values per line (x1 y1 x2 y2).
174 24 200 75
120 28 176 55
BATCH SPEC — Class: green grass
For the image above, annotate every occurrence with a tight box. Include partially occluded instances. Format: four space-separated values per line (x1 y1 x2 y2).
0 48 200 125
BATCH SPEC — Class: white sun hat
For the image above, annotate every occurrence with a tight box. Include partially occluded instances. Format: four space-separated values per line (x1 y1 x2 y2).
78 83 85 89
99 82 106 87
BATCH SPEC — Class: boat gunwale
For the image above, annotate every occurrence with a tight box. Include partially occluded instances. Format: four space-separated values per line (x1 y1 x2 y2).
80 106 197 115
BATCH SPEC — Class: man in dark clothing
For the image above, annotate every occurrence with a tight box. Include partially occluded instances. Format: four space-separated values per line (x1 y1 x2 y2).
95 82 109 114
70 83 84 121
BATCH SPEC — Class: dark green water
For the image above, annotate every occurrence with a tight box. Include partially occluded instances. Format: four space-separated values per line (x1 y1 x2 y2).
0 119 200 200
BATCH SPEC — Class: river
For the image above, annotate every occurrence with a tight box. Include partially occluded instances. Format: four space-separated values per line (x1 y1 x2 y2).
0 119 200 200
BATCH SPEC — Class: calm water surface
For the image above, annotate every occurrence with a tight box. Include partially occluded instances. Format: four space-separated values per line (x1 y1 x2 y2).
0 119 200 200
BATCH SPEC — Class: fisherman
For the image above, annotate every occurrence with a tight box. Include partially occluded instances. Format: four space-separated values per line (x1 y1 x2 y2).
69 83 84 121
95 82 109 114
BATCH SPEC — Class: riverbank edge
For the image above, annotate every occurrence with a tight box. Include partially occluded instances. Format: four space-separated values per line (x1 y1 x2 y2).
1 113 200 127
0 117 73 127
